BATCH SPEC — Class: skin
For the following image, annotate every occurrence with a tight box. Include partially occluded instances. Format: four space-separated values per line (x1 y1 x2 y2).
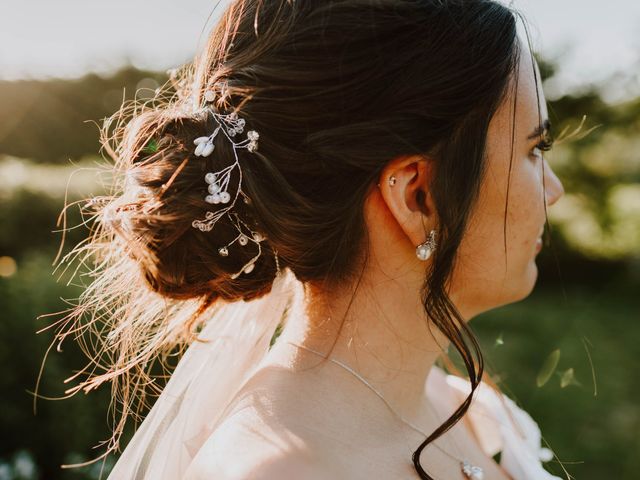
189 37 565 479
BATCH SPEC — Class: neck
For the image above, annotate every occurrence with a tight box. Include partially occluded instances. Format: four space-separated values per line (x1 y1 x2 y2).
269 267 453 423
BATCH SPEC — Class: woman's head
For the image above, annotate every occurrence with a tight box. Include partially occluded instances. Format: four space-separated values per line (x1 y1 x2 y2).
52 1 558 477
363 42 565 324
115 0 524 303
369 38 565 323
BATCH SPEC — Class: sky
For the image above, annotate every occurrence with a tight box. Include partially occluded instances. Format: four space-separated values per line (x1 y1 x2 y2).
1 0 639 103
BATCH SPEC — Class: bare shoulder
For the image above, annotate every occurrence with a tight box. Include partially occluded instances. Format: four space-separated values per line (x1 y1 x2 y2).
183 406 338 480
183 369 343 479
232 452 333 480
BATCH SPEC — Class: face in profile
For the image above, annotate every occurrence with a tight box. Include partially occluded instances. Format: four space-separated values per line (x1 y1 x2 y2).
449 38 565 319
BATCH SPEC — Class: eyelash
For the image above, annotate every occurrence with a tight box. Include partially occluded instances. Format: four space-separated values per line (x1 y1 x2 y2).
530 137 554 159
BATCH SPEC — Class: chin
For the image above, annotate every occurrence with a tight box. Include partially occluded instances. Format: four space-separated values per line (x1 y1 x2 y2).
516 262 539 300
498 265 539 308
455 264 539 319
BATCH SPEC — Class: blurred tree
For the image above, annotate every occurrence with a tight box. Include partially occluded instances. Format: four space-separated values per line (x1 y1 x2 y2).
0 68 168 164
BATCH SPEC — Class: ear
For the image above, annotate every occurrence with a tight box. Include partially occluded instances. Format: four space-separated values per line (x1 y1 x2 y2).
377 155 437 248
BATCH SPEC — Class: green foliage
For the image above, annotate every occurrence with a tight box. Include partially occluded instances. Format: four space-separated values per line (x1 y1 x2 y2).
0 251 122 479
142 137 160 155
536 348 561 387
542 71 640 260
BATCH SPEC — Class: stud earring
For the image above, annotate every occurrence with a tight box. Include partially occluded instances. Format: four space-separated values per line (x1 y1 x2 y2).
376 176 397 188
416 229 437 261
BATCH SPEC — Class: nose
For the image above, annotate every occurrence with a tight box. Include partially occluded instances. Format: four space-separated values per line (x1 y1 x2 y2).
544 159 564 207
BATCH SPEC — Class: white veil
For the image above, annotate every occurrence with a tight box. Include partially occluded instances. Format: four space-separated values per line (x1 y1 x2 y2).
106 268 303 480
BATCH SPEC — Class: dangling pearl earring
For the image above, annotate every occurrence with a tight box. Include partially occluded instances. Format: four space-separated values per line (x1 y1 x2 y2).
416 229 437 261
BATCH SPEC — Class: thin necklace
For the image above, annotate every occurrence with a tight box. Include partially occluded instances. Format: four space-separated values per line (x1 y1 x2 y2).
286 341 485 480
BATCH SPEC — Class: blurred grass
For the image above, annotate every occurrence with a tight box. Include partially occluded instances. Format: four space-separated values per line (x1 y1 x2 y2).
473 278 639 479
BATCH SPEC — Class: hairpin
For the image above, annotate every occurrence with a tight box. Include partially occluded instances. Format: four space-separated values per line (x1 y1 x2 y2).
190 89 276 279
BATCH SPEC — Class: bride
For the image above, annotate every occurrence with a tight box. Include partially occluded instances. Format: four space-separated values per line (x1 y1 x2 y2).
50 1 569 479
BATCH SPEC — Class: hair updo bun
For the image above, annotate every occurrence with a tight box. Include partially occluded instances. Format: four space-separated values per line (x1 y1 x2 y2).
103 103 281 304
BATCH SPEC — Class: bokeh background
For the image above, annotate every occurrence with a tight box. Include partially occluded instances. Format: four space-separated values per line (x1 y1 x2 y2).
1 1 638 479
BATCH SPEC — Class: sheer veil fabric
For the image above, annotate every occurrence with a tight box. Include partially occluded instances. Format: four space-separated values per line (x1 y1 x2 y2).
107 268 303 480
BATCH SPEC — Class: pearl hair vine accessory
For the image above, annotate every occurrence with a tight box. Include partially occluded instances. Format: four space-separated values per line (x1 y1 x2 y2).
190 88 278 280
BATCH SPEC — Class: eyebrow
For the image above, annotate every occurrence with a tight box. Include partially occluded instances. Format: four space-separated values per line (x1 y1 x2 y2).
527 118 552 140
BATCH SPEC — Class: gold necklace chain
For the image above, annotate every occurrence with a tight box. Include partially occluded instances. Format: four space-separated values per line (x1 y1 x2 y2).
287 341 485 480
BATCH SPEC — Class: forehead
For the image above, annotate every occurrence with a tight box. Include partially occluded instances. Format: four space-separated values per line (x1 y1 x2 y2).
515 41 548 127
488 37 548 147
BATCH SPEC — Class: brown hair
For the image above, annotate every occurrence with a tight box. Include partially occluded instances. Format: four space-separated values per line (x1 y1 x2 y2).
42 1 560 478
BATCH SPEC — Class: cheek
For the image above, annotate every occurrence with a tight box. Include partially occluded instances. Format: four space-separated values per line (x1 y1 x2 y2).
462 170 512 254
456 162 541 274
508 161 546 240
448 192 542 312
